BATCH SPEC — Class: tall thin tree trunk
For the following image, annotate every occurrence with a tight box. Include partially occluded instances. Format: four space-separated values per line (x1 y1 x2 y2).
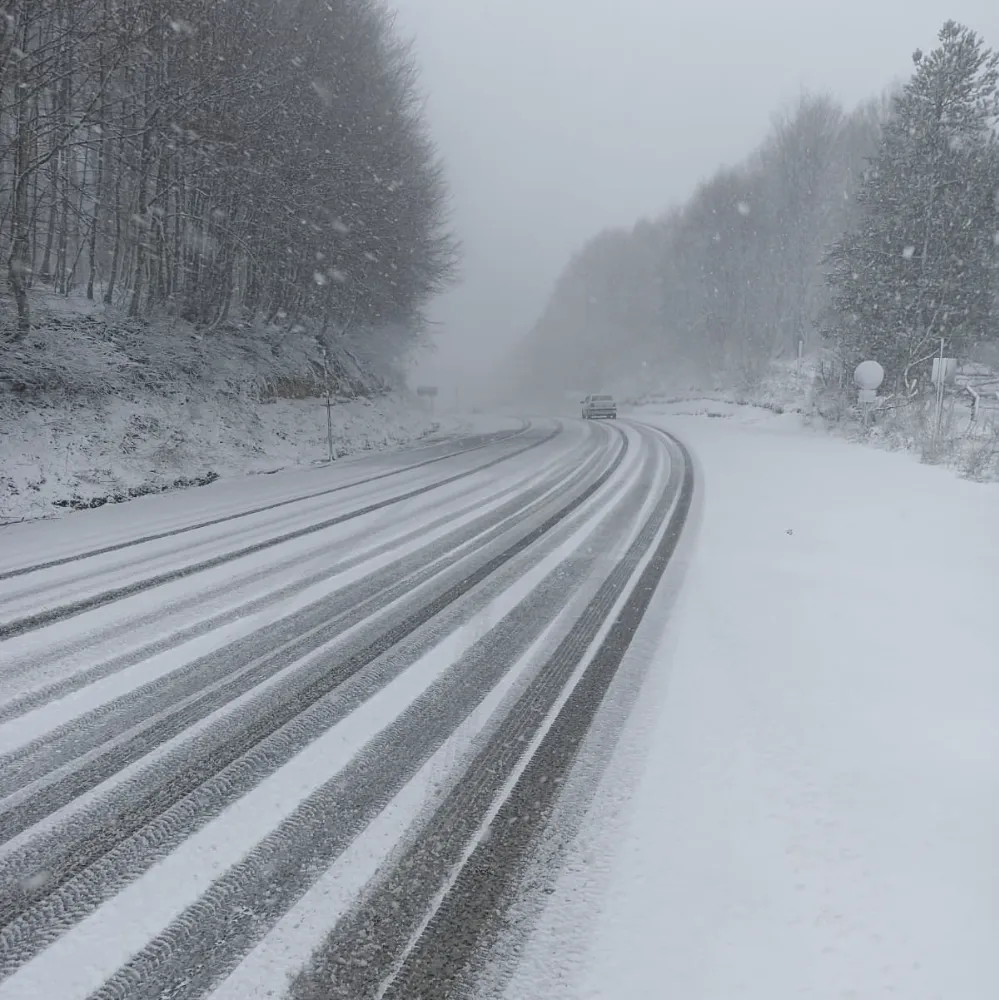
55 0 72 294
87 0 110 300
88 125 106 299
7 14 33 339
172 163 184 303
129 70 153 318
151 152 169 303
39 153 58 283
56 152 70 293
29 126 42 286
104 113 124 306
67 143 90 290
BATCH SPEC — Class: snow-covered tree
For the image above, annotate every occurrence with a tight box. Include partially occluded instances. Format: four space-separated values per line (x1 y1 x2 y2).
824 21 999 391
510 90 882 396
1 0 457 352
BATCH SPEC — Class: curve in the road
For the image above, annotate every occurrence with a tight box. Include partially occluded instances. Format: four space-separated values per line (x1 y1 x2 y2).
0 429 603 727
0 421 559 640
0 423 626 955
289 426 694 1000
0 419 695 1000
0 423 529 583
0 427 620 833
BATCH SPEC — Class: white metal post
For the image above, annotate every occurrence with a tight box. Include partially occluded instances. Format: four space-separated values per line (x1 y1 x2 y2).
326 391 334 463
934 337 945 442
322 347 335 464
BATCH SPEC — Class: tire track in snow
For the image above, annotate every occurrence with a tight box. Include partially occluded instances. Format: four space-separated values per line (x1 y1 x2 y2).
0 470 501 724
0 428 604 764
379 431 693 1000
0 425 527 583
64 432 657 1000
0 433 616 864
0 434 540 624
0 423 695 1000
0 428 629 952
0 425 594 704
290 428 692 1000
0 422 559 640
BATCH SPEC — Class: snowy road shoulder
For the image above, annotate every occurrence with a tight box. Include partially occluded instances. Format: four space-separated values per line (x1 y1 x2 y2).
497 408 999 1000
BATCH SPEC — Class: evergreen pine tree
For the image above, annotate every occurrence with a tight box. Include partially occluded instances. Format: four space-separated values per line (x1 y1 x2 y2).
824 21 999 391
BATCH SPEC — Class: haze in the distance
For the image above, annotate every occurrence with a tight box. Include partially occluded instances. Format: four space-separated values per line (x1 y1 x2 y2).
394 0 999 398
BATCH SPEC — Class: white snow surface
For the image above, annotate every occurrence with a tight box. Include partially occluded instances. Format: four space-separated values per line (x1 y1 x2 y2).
211 433 668 1000
0 416 676 1000
4 385 997 999
0 388 456 522
612 357 999 482
500 403 999 1000
0 292 463 522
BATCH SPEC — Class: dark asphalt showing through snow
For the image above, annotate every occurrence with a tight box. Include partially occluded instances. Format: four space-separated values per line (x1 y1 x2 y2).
0 417 693 1000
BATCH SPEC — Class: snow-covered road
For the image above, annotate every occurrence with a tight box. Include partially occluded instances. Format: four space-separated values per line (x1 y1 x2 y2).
0 416 694 999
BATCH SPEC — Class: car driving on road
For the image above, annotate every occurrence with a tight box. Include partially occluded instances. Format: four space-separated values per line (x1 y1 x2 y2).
581 393 617 419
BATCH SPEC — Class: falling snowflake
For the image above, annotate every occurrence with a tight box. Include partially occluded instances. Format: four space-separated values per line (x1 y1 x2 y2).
19 871 51 891
737 202 751 216
310 81 333 108
902 245 915 259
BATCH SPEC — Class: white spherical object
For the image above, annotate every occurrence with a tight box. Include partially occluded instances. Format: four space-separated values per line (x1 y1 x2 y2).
854 360 885 390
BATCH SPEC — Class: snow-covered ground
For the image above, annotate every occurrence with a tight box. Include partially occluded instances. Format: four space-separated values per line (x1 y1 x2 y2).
4 382 996 998
0 294 454 522
499 403 999 1000
0 387 451 522
616 357 999 483
1 417 696 999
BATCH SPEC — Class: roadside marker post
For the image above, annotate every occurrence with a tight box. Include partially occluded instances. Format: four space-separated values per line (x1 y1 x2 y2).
854 360 884 428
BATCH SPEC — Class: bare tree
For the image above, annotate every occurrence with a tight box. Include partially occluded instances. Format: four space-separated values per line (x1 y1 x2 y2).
514 88 885 395
1 0 457 363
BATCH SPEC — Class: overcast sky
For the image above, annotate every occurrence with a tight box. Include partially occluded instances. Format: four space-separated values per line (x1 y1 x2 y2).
392 0 999 390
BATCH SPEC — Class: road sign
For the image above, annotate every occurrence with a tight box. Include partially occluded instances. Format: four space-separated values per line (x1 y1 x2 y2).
854 360 884 390
416 385 438 398
858 388 877 404
931 357 957 385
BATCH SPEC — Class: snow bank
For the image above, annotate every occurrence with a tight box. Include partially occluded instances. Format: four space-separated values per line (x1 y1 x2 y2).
0 293 446 522
0 390 447 522
501 404 999 1000
617 357 999 482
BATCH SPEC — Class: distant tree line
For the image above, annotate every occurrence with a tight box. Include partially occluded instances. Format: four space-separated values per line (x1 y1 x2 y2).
0 0 457 349
516 21 999 399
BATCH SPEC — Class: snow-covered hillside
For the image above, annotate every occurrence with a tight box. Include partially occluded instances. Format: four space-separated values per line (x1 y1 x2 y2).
1 295 444 522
